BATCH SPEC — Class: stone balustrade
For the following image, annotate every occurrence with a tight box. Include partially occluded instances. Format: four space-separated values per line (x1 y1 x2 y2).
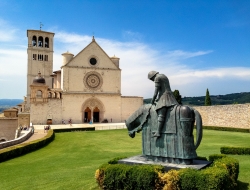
0 128 34 149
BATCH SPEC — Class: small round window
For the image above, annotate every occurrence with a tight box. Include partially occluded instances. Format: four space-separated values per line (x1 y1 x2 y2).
90 58 97 65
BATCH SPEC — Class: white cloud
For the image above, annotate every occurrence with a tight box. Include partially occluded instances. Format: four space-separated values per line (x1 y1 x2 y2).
1 29 250 98
47 31 250 98
0 48 26 76
0 19 19 42
122 30 143 41
163 50 213 61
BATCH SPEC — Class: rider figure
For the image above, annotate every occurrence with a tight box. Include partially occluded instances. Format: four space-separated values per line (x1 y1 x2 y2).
148 71 179 137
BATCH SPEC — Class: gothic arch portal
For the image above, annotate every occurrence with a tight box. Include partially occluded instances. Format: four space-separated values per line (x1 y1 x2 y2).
82 98 105 123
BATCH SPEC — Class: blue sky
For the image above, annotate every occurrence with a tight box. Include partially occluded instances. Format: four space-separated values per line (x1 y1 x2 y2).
0 0 249 99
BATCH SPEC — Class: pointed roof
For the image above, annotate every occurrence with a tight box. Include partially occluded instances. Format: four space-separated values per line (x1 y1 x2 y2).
63 38 120 69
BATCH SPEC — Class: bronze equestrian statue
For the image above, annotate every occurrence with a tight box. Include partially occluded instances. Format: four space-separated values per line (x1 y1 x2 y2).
125 71 203 165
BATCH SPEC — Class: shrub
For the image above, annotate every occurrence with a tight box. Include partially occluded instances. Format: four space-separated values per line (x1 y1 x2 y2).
53 127 95 133
196 166 230 190
202 126 250 133
96 154 239 190
95 160 164 190
221 146 250 155
108 156 128 164
212 157 239 187
208 154 227 162
158 169 180 190
0 129 54 163
179 168 198 190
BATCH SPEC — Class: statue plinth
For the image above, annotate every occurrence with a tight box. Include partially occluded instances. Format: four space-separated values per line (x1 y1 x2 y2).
118 155 211 172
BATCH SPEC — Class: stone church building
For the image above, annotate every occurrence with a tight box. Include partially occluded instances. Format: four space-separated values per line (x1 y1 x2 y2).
19 29 143 125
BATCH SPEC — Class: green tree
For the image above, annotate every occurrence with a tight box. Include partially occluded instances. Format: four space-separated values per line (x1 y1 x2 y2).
173 90 182 104
205 88 212 106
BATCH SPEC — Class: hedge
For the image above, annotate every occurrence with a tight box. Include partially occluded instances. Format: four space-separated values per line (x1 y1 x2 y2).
95 154 239 190
96 163 164 190
221 146 250 155
53 127 95 133
201 126 250 133
0 129 55 163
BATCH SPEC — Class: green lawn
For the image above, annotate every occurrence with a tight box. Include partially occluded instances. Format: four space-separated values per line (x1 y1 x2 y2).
0 129 249 190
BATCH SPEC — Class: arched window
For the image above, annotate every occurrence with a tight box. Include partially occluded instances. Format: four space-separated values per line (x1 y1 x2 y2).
33 54 37 60
38 36 43 47
36 90 43 98
45 37 49 48
48 92 52 98
38 54 43 61
32 36 37 46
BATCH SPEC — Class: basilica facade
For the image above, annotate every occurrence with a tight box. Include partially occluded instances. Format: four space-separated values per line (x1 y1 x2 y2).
19 29 143 125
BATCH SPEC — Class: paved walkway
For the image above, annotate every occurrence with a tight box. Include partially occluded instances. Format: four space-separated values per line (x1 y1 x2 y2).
21 129 47 144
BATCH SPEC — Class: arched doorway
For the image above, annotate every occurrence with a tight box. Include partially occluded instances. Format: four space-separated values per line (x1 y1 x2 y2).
82 98 105 123
93 107 100 122
84 107 91 123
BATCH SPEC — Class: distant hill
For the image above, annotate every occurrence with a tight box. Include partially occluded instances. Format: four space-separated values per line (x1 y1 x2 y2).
0 99 23 113
144 92 250 106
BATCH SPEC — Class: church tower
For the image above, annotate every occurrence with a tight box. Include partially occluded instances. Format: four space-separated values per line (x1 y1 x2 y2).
26 29 55 108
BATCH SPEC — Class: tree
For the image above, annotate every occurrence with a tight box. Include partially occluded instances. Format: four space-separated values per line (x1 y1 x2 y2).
173 90 182 105
205 88 212 106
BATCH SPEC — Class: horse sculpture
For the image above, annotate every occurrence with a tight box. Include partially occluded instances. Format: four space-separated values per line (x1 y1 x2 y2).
125 103 203 165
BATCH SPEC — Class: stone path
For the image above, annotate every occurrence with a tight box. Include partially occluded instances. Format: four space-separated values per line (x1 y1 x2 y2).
21 129 47 144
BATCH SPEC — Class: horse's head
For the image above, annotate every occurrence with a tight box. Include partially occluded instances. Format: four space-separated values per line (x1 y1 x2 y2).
125 104 152 138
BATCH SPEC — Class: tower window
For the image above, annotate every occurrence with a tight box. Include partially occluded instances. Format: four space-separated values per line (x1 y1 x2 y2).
33 54 37 60
36 90 42 98
45 55 48 61
45 37 49 48
32 36 37 46
38 36 43 47
38 54 43 61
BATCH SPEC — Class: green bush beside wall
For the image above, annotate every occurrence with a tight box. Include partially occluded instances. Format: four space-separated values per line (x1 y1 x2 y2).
0 129 55 163
53 127 95 133
202 126 250 133
221 146 250 155
95 154 239 190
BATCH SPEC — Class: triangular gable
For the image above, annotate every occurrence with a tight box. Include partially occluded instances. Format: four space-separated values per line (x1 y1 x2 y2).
64 38 119 69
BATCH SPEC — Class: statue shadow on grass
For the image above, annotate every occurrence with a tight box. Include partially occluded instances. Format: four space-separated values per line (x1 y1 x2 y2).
237 180 249 190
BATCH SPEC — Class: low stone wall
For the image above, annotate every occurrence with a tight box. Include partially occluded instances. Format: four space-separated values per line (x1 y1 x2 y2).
0 128 34 149
193 104 250 129
33 123 127 131
0 117 18 141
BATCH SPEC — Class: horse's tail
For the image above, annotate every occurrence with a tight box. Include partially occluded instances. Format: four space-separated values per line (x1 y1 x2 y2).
193 109 203 149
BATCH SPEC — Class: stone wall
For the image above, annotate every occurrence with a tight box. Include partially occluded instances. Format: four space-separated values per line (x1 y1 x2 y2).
121 96 143 122
30 99 62 125
0 118 18 141
193 104 250 129
0 128 33 149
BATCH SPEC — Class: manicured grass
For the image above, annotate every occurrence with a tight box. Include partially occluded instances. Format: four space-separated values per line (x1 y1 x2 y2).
0 129 249 189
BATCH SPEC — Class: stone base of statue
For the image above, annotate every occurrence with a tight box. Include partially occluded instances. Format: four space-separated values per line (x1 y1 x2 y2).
118 155 212 171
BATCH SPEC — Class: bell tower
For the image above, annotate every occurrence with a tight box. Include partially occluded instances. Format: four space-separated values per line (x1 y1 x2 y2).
26 29 55 108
